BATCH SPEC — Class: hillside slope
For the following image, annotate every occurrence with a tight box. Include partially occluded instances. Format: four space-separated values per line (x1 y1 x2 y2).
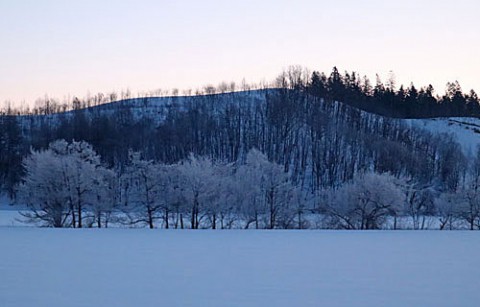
406 117 480 155
17 90 480 154
2 89 478 196
17 90 269 128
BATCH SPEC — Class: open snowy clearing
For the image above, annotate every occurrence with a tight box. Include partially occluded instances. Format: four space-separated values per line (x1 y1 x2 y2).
1 229 479 307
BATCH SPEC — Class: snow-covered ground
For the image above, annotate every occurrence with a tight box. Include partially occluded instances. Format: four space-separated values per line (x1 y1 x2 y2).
0 229 479 307
0 194 11 209
0 210 26 227
0 196 26 227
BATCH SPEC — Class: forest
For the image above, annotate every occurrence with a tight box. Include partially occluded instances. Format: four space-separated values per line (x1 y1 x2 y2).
1 67 480 229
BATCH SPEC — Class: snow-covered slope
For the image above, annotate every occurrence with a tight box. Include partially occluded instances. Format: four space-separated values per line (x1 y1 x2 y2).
16 89 480 155
17 90 270 128
406 117 480 155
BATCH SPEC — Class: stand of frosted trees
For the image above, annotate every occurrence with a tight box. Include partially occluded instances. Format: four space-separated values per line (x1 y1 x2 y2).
15 140 480 230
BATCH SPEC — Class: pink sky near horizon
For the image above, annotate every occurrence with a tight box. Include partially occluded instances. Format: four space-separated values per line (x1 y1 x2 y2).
1 0 479 106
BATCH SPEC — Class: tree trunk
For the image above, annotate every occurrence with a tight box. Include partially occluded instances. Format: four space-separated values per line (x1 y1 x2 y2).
269 190 275 229
174 210 179 229
71 205 76 228
298 210 302 229
439 220 446 230
165 209 169 229
191 207 195 229
195 207 199 229
148 207 154 229
78 205 82 228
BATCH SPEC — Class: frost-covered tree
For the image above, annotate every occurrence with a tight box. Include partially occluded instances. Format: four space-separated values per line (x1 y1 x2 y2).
236 149 295 229
403 181 436 230
92 167 119 228
436 138 466 191
122 152 166 229
457 187 480 230
50 140 104 228
435 154 480 230
326 172 404 229
16 140 104 228
435 192 462 230
174 154 217 229
161 164 187 229
235 152 265 229
290 187 315 229
447 176 480 231
202 163 236 229
16 148 70 227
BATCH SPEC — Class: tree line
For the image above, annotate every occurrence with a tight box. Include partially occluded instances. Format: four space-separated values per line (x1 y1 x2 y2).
2 66 479 119
15 139 480 230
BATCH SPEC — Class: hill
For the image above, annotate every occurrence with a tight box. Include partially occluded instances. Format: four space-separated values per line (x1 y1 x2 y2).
1 89 478 196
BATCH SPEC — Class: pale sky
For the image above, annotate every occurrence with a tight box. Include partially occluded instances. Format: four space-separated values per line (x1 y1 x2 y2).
1 0 479 105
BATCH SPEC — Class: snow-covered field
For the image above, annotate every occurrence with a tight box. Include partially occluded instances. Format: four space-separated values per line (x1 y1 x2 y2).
0 196 27 227
1 229 479 307
0 210 26 227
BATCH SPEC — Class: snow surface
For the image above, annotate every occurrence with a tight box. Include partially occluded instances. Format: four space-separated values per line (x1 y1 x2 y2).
0 196 27 227
0 194 11 209
1 229 479 307
0 210 26 227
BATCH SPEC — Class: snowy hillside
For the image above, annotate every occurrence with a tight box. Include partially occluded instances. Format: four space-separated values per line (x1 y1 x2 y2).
406 117 480 155
17 90 480 154
17 90 270 128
